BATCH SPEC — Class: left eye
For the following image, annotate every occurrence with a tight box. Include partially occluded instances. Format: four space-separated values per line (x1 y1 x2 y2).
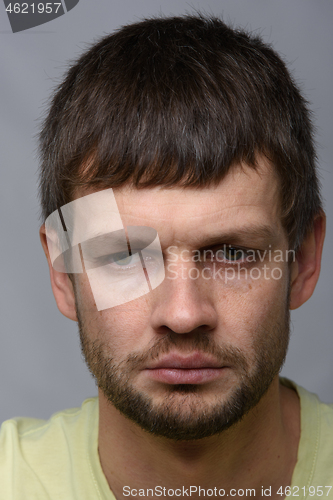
222 246 244 261
213 246 246 262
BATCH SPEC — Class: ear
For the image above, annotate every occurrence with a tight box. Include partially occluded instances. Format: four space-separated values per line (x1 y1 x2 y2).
289 213 326 310
40 224 78 321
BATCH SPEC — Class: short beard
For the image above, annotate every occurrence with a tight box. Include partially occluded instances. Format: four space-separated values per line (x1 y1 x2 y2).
76 298 290 441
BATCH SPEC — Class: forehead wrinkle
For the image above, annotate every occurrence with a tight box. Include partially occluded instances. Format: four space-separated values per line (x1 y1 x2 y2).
116 203 279 224
74 159 281 236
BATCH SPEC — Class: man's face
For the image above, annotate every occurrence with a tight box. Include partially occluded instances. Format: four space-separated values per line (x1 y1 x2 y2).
73 158 292 440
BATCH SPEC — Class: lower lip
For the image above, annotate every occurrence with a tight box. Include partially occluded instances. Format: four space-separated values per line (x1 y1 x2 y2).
145 367 226 384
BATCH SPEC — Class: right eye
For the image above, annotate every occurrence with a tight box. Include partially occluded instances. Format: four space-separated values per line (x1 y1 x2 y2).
85 250 133 268
112 251 133 266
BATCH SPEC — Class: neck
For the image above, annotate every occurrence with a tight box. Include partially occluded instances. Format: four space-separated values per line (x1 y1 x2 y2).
98 377 300 499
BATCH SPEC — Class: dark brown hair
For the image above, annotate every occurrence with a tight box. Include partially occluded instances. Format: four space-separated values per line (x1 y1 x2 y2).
38 14 322 250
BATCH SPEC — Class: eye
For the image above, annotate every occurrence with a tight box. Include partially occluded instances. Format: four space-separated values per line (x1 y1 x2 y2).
214 245 246 262
88 250 135 268
222 246 245 261
112 251 133 266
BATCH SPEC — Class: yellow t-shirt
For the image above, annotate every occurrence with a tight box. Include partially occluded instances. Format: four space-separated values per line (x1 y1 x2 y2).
0 379 332 499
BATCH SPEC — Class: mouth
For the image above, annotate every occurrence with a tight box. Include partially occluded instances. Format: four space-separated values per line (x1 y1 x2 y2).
144 352 229 385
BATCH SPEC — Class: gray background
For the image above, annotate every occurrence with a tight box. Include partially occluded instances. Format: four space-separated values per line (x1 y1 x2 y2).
0 0 332 424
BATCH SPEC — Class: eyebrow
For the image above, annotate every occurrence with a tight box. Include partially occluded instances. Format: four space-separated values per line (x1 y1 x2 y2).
80 230 156 256
192 224 280 250
81 231 128 257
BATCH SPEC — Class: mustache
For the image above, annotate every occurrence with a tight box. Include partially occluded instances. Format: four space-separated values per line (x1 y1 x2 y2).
122 332 249 372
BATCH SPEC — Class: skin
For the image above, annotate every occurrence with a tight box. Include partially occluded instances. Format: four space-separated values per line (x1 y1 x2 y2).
40 157 325 499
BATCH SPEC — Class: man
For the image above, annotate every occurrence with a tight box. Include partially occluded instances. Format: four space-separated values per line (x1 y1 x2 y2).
0 14 331 499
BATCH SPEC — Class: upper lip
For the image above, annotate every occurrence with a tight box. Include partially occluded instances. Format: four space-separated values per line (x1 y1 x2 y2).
146 352 224 370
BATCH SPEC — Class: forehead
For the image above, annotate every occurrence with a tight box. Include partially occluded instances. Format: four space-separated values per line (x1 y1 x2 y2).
75 158 283 245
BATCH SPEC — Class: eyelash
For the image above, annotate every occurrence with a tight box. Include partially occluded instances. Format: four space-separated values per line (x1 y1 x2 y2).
205 245 256 265
92 252 157 272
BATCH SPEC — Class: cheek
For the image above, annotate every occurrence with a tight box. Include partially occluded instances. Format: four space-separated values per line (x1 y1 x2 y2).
74 272 97 312
76 274 153 351
100 301 151 349
212 266 289 347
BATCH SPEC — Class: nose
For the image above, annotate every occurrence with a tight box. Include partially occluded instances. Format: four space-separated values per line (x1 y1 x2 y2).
149 265 218 335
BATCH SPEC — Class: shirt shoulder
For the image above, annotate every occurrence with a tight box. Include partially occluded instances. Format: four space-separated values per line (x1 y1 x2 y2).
0 397 107 499
281 378 333 498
